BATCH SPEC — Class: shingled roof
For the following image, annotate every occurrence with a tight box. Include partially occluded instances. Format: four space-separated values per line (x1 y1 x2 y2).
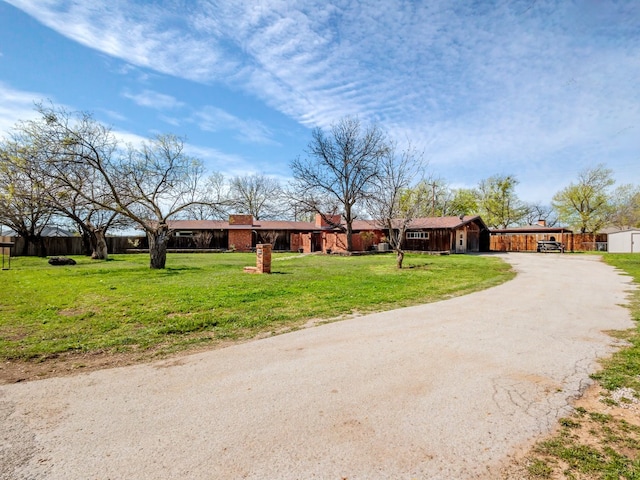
169 215 487 232
167 219 318 231
407 215 485 230
490 224 572 234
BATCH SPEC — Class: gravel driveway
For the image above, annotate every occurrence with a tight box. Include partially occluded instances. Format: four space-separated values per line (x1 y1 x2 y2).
1 253 635 479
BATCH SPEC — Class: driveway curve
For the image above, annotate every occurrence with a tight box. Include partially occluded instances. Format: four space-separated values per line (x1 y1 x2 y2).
1 253 635 479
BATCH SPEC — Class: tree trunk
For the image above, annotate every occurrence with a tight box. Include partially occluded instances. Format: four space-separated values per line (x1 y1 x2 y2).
91 228 109 260
81 231 92 256
23 234 47 257
345 222 353 252
20 234 30 256
148 224 170 269
343 205 353 252
36 235 47 257
391 225 405 269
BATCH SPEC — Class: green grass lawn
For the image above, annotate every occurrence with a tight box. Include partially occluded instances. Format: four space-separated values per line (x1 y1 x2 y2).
0 252 513 361
593 254 640 392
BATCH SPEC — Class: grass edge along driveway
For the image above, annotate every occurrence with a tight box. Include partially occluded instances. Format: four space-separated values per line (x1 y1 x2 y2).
505 253 640 480
0 252 513 362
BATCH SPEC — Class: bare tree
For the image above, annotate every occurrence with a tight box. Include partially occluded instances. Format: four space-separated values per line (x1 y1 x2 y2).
3 132 118 259
257 230 279 247
0 140 53 255
368 143 426 268
24 104 213 268
182 172 230 220
522 202 557 227
11 106 123 259
290 116 388 251
228 173 283 220
287 200 316 222
50 190 122 259
117 135 211 268
27 137 124 259
193 231 213 249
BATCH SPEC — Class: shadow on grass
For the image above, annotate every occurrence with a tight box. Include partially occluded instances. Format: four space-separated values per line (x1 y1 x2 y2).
406 264 431 270
159 266 204 274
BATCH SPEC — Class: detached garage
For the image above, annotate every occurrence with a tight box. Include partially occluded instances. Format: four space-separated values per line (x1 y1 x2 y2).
608 229 640 253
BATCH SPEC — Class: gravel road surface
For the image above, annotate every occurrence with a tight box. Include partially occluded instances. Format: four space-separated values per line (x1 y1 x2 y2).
0 253 635 479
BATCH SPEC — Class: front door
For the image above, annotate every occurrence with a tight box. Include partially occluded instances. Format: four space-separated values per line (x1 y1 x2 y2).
456 229 467 254
311 233 323 252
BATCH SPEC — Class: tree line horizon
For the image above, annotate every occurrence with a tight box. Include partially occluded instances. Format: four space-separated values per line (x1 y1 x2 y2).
1 104 638 269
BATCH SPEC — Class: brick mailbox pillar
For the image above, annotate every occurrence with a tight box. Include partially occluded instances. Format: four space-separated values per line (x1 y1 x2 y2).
256 244 272 274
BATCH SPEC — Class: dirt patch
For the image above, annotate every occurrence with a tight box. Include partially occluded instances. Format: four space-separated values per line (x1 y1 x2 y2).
57 307 95 317
498 382 640 479
0 314 364 385
0 350 141 384
0 336 260 384
0 326 30 342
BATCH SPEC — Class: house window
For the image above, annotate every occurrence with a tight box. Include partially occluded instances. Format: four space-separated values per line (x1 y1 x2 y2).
175 231 193 237
407 231 429 240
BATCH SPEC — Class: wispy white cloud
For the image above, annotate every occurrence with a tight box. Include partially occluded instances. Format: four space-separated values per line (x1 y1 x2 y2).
0 82 46 134
158 114 182 127
183 143 255 176
0 81 254 178
11 2 637 123
103 130 251 177
121 87 275 143
122 89 184 110
5 0 241 82
110 128 148 148
99 109 128 123
192 106 275 145
6 0 639 200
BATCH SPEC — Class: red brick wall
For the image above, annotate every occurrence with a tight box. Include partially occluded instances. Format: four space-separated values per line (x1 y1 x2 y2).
290 229 385 254
323 230 385 252
229 229 253 252
301 233 312 252
290 233 301 252
256 244 271 273
323 233 351 252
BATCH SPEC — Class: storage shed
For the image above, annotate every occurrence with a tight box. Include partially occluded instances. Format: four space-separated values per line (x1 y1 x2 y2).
608 229 640 253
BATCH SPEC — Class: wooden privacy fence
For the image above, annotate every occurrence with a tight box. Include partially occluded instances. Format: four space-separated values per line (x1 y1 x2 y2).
3 232 609 256
490 233 607 252
3 236 146 257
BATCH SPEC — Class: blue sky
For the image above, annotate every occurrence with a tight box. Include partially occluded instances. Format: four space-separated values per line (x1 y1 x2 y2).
0 0 638 205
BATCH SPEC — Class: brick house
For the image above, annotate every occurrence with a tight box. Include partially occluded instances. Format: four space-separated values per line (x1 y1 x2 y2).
168 214 489 254
167 215 317 252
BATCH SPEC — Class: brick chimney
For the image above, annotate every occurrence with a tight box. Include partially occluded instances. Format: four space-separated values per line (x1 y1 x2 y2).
229 215 253 226
537 219 547 227
315 213 342 228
